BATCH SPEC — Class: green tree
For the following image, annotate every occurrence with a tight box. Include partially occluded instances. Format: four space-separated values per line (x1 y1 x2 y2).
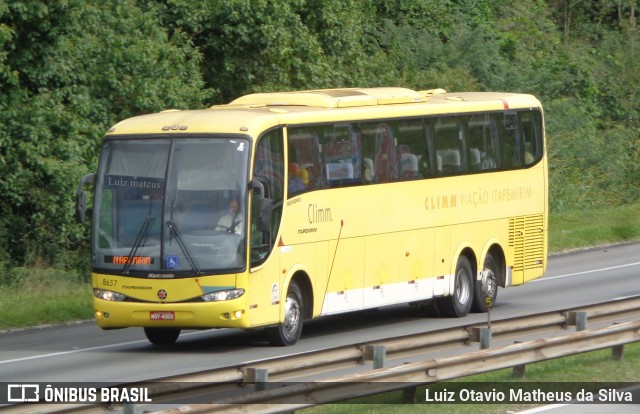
0 0 207 268
150 0 385 102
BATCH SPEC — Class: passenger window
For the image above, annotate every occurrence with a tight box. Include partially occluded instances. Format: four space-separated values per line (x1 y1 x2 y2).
396 119 426 180
467 114 499 171
322 123 362 187
433 117 466 175
288 127 323 194
520 111 543 165
361 121 399 183
500 110 543 168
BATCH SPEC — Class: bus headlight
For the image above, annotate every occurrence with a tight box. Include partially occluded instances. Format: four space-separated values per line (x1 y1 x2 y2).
94 289 126 302
201 289 245 302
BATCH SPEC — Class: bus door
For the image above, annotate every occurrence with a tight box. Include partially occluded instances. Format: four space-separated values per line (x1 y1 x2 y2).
249 128 285 327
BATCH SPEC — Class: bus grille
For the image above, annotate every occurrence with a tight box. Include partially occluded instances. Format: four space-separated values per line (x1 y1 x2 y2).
509 215 545 272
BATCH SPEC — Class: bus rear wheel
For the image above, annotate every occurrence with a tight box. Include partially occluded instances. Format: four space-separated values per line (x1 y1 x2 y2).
472 253 499 313
439 256 473 318
144 327 181 346
267 282 304 346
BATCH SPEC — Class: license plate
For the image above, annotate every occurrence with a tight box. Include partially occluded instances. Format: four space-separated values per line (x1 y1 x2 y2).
150 311 175 321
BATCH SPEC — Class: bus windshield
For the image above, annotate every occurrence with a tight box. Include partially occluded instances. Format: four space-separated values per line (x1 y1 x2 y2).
92 137 250 275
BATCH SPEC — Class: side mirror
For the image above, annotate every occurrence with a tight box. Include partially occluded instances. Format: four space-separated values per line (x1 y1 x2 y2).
75 173 95 223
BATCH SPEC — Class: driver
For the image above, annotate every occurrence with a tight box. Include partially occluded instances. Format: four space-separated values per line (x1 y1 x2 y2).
215 198 243 235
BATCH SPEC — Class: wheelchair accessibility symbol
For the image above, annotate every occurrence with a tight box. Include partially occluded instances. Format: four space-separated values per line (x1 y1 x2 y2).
166 256 179 269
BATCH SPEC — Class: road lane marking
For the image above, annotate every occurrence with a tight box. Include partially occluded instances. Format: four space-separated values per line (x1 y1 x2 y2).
0 339 148 364
0 330 211 365
532 261 640 283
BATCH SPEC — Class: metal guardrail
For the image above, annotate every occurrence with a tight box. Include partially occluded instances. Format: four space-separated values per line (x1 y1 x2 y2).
3 296 640 413
153 320 640 414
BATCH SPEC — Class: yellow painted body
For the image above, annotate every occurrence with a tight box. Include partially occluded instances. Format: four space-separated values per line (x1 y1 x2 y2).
93 88 548 330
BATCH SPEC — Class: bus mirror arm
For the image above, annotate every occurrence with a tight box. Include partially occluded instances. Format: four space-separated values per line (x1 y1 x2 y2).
75 173 95 223
258 198 272 233
249 179 267 198
249 179 272 233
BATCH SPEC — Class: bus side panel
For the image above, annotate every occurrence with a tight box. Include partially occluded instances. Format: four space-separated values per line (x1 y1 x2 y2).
313 241 329 317
433 226 452 296
523 155 549 283
363 233 399 308
320 237 364 315
504 163 547 285
398 229 436 301
450 219 509 280
279 241 317 316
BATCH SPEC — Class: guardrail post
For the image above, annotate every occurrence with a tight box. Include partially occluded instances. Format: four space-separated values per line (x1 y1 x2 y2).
612 344 624 360
479 327 492 349
373 345 386 369
403 386 417 403
513 364 526 378
567 311 588 331
123 403 137 414
575 312 588 331
365 345 387 369
511 341 526 378
246 367 269 391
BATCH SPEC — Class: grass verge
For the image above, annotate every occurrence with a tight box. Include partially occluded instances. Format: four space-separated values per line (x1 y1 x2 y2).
549 201 640 253
0 267 92 331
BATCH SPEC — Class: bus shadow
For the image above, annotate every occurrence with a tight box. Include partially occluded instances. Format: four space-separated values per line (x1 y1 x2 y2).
138 304 438 353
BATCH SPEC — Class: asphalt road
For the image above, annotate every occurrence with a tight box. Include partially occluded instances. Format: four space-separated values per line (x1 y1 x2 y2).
1 242 639 384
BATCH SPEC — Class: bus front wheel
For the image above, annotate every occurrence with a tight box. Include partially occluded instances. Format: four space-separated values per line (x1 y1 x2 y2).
144 327 181 346
439 256 473 318
267 282 304 346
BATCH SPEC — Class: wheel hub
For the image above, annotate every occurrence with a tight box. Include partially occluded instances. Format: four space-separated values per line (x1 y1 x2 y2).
481 268 496 298
283 295 300 334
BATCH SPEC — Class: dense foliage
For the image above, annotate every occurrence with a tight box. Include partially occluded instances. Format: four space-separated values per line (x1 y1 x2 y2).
0 0 638 271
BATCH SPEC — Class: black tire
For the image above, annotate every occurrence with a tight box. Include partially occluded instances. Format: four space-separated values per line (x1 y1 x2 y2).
439 255 474 318
267 282 304 346
144 327 181 346
472 253 499 313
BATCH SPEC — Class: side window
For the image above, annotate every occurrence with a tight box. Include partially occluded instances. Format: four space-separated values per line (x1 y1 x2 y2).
251 128 284 265
373 122 398 183
287 127 323 195
433 117 466 175
322 123 362 187
520 111 543 165
500 110 543 168
467 114 499 171
362 122 400 183
395 119 427 180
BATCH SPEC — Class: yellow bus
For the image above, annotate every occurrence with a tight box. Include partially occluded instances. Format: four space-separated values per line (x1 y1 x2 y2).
76 87 547 346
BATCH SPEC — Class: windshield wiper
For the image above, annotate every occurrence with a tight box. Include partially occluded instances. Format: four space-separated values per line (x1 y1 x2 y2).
166 220 201 274
123 216 155 274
